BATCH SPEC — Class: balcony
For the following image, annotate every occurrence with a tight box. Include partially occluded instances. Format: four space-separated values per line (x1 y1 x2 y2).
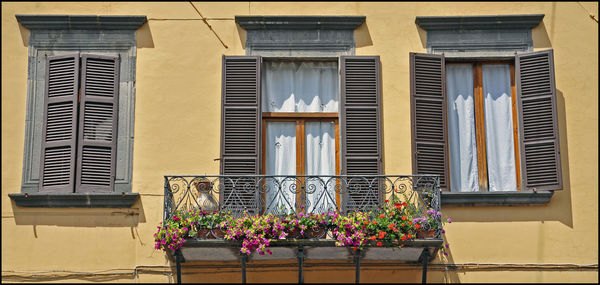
163 175 443 283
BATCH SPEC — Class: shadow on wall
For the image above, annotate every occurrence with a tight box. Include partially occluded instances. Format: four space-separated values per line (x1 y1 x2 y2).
443 90 574 229
355 21 373 48
532 20 552 49
136 22 155 48
11 197 147 230
237 23 246 52
18 22 29 46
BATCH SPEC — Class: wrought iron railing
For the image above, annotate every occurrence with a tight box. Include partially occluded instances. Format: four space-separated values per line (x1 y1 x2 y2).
163 174 442 238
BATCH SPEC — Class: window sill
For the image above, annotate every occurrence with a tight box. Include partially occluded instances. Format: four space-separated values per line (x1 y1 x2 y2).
8 193 139 208
441 191 554 206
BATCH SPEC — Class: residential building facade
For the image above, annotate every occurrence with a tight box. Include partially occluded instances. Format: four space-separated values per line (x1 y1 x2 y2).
2 2 598 283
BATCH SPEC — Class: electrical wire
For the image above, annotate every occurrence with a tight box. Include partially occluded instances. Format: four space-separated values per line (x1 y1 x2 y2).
577 2 599 23
188 1 229 49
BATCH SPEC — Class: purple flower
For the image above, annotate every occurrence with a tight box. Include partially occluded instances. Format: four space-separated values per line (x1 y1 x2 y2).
447 218 452 223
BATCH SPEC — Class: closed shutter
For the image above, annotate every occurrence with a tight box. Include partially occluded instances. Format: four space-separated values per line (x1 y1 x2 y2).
39 54 80 193
340 56 382 211
76 54 120 193
516 49 562 191
220 56 261 214
409 53 449 191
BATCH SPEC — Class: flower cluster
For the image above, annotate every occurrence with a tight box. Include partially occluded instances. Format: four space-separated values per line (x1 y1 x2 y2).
154 201 452 257
330 211 370 249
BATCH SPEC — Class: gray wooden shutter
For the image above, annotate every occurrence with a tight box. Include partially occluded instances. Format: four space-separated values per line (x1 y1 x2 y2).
409 53 449 191
76 54 120 193
39 54 80 193
516 49 562 191
340 56 382 211
220 56 261 213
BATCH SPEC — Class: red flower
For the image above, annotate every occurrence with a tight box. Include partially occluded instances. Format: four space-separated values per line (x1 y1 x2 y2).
377 242 383 247
401 234 407 241
402 216 407 221
379 214 385 218
401 223 405 227
372 221 377 225
388 223 395 230
407 234 412 239
352 247 358 251
407 221 413 225
401 202 408 207
369 235 377 241
415 224 421 230
378 231 386 239
385 199 389 203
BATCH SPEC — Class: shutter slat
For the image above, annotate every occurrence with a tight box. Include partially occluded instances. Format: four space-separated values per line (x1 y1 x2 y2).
39 54 79 193
516 50 562 191
410 53 448 190
76 54 119 193
220 56 261 212
341 56 382 212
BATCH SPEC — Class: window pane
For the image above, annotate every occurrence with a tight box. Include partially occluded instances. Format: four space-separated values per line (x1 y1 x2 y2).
482 64 517 191
446 64 480 192
262 61 339 112
265 122 296 213
305 121 336 213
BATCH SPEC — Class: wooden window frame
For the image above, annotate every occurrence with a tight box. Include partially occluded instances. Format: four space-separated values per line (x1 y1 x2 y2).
447 61 521 192
262 113 341 211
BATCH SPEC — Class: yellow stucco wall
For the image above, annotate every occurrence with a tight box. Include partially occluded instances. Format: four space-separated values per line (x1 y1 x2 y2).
2 2 597 283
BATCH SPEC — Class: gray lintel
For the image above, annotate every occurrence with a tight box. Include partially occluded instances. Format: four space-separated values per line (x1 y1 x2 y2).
441 191 554 206
8 193 140 208
236 16 365 30
415 14 544 30
16 14 148 30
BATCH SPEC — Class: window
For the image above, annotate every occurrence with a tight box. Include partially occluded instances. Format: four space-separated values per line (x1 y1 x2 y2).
446 61 521 192
10 15 145 207
410 51 562 195
40 54 119 193
261 59 340 213
411 15 562 204
219 56 382 214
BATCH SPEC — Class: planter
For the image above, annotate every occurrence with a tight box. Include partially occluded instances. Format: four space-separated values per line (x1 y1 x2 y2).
287 228 302 239
197 228 225 239
305 226 327 239
416 230 437 239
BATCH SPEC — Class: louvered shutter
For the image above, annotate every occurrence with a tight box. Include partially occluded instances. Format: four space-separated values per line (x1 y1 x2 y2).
516 49 562 191
39 54 80 193
76 54 120 193
410 53 449 191
340 56 382 212
220 56 261 214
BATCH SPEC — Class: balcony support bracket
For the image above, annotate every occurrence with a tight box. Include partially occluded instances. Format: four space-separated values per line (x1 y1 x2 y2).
421 248 429 284
175 249 182 284
297 245 304 283
241 253 248 283
354 249 361 283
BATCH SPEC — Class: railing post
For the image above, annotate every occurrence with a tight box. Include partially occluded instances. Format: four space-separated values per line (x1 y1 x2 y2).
421 248 429 284
240 253 247 284
297 245 304 283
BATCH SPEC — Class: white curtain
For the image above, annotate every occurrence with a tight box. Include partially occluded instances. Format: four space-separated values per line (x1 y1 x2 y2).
262 61 339 113
265 122 296 213
482 64 517 191
446 64 480 192
305 121 336 213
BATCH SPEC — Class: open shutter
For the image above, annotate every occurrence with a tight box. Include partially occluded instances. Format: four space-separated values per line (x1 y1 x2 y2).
220 56 261 214
39 54 80 193
410 53 449 191
76 54 120 193
340 56 382 211
516 49 562 191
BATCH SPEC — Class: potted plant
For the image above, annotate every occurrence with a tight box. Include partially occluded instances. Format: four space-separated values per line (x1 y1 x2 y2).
194 210 228 239
413 209 450 239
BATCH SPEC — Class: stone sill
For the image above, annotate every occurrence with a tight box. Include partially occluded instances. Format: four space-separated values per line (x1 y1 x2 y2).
8 193 139 208
441 191 554 206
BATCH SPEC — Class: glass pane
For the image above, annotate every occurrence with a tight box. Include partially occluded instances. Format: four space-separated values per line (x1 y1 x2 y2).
305 121 337 213
265 122 296 214
446 64 480 192
482 64 517 191
261 61 339 113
